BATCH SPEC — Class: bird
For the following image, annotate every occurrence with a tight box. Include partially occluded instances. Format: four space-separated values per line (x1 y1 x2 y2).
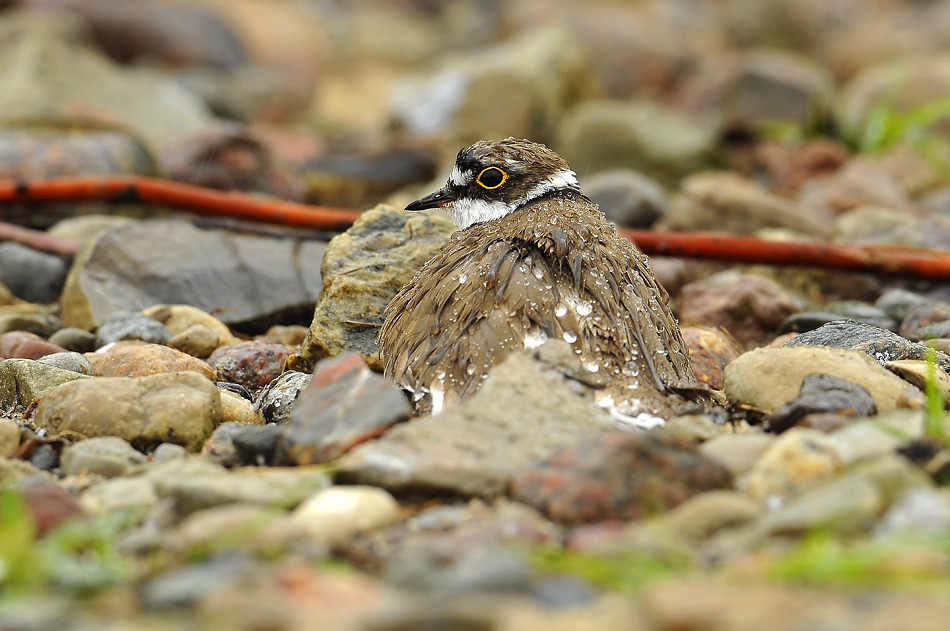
379 137 705 416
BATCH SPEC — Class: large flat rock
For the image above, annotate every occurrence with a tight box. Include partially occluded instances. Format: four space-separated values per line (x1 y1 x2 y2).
336 344 616 498
62 219 327 331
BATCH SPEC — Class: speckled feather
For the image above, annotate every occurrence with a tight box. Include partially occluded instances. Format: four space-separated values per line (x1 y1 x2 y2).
380 188 698 415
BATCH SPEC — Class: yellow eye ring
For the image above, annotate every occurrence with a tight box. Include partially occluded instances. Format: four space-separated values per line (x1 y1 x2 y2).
476 166 507 189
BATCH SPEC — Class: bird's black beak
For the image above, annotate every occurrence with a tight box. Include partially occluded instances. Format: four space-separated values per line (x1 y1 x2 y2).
405 186 455 211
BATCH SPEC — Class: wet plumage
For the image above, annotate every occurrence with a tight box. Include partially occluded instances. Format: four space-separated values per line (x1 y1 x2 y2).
379 138 700 415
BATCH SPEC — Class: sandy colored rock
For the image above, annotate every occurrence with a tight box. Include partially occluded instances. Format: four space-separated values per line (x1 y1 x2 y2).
0 417 20 457
291 204 455 372
0 358 90 410
220 389 263 425
289 486 400 544
168 324 222 359
724 346 923 414
86 340 217 381
143 304 237 347
698 433 775 478
35 371 221 452
740 428 843 503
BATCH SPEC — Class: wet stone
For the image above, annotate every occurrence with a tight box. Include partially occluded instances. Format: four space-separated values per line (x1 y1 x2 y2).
725 346 923 415
785 320 950 370
899 303 950 341
875 288 941 323
35 371 221 452
202 421 263 467
740 428 843 504
141 553 257 610
36 351 91 375
766 373 877 433
581 168 667 228
0 417 20 457
0 330 67 360
47 327 97 353
167 323 220 359
884 360 950 403
86 340 218 381
290 204 456 372
0 312 60 337
778 301 897 335
509 430 733 525
289 486 400 545
336 346 615 498
61 219 326 331
60 436 148 478
342 500 559 577
0 242 69 304
206 341 291 392
254 370 313 425
95 310 171 348
232 424 284 466
679 271 800 347
0 358 90 411
275 352 411 465
681 326 741 391
15 475 83 536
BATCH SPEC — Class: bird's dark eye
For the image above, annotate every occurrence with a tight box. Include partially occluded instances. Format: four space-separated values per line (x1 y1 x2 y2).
476 166 507 189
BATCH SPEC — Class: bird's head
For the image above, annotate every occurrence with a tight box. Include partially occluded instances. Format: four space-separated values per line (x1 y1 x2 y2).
405 138 580 229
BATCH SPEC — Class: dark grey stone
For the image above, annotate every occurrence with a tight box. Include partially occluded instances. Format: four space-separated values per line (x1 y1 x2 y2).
0 241 69 303
582 168 667 228
95 310 171 348
785 320 950 370
253 370 312 424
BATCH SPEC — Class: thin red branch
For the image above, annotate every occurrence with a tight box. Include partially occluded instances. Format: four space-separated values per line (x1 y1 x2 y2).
0 220 80 258
1 176 948 281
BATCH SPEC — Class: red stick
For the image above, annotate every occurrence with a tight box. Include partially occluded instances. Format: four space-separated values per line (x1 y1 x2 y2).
0 176 363 230
1 176 949 281
0 220 80 258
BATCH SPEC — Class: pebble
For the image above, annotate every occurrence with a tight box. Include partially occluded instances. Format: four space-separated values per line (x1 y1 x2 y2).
60 436 148 478
0 330 67 360
290 204 455 372
828 411 925 466
885 360 950 403
0 417 20 457
785 320 950 370
15 475 84 536
582 168 667 228
86 340 218 380
206 341 291 391
36 351 91 375
175 504 287 557
899 303 950 341
509 430 733 524
48 327 98 353
874 488 950 537
740 428 843 504
35 371 221 452
680 326 741 390
0 312 60 337
153 464 330 515
875 288 940 323
275 352 411 465
152 442 188 462
698 433 776 478
80 476 160 515
765 373 876 433
289 486 400 545
724 346 925 414
142 304 236 348
679 271 801 347
778 302 897 335
95 310 171 348
232 424 284 466
141 553 257 610
254 370 313 424
0 241 69 304
219 388 264 425
337 347 615 498
0 357 90 409
168 323 222 359
202 421 260 466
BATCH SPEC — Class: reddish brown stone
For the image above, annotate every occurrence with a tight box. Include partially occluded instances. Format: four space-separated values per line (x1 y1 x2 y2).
0 331 67 360
679 273 800 348
207 341 291 391
509 430 732 525
274 352 411 465
681 326 741 390
899 303 950 340
17 475 83 536
86 340 217 380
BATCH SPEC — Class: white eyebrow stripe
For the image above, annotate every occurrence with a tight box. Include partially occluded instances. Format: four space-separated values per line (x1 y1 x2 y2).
449 165 471 187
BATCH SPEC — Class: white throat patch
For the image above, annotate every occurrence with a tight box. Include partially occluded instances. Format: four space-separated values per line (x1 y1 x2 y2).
447 198 515 230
